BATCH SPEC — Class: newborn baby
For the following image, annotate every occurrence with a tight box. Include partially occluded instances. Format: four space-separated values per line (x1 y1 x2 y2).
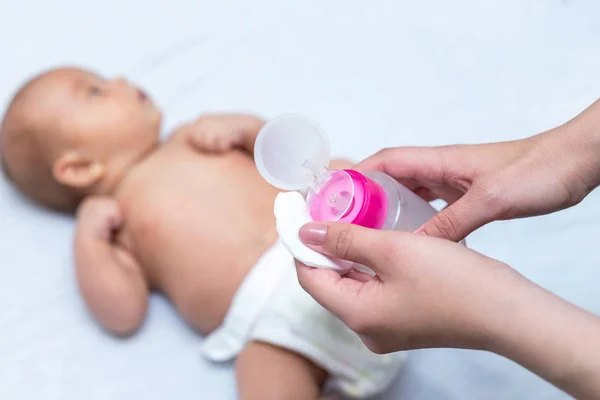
0 67 406 399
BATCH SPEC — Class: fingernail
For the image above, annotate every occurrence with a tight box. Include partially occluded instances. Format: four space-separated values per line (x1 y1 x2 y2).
299 223 327 245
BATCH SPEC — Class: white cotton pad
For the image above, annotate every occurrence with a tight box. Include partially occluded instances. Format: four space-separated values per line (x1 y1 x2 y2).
274 191 354 272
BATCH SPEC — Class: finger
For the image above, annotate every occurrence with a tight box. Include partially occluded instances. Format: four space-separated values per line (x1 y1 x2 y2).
415 188 491 241
430 186 464 204
295 262 369 319
382 179 439 202
344 269 374 282
185 129 201 148
413 187 437 202
190 132 212 152
355 146 465 186
213 135 226 152
107 213 122 230
355 147 447 183
298 222 400 278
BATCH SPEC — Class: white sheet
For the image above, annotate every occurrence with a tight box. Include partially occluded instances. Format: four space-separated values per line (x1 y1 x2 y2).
1 1 599 399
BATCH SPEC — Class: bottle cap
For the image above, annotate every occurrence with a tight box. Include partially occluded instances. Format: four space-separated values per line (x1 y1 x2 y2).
254 114 331 191
307 169 387 228
254 114 388 228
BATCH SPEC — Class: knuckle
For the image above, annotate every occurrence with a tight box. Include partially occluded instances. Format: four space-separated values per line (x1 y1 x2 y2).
194 115 209 124
430 209 460 240
376 147 395 159
194 118 211 131
332 225 354 260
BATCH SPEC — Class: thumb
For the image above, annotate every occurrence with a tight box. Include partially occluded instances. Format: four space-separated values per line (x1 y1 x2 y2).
296 222 409 321
298 221 396 278
416 188 491 241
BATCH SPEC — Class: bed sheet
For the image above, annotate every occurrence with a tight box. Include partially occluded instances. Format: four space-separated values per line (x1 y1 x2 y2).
1 1 600 399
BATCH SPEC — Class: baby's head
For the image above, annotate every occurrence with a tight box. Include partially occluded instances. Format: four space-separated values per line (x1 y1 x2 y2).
0 67 162 213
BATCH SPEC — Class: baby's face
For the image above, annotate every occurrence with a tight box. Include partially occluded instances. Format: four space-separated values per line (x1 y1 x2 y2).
61 69 159 155
34 68 162 188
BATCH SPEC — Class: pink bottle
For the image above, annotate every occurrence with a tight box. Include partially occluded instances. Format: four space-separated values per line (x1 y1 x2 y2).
254 114 439 233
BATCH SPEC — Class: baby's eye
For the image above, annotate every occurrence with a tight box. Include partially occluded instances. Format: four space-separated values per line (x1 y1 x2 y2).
89 86 102 96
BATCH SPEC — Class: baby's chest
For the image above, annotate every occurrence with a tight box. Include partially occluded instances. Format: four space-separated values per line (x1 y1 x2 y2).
122 185 250 259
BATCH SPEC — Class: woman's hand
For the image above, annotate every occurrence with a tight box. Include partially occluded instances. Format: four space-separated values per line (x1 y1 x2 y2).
356 99 600 241
295 221 524 353
295 222 600 399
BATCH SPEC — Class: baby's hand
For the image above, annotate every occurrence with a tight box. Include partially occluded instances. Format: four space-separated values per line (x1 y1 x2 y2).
76 197 123 242
184 115 247 153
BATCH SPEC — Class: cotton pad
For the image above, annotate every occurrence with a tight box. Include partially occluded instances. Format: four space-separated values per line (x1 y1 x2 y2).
274 191 354 272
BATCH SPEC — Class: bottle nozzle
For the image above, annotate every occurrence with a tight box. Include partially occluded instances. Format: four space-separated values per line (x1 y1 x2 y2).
327 190 354 218
307 169 388 229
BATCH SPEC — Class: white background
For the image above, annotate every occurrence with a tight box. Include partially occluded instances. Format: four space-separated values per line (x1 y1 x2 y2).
1 0 599 398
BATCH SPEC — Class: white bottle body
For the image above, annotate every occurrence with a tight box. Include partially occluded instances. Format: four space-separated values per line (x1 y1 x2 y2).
363 171 437 232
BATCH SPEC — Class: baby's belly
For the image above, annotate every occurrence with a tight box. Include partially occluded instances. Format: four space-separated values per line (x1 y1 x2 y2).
118 150 280 334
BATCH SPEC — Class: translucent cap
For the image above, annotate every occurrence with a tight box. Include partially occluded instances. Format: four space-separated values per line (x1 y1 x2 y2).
254 114 331 191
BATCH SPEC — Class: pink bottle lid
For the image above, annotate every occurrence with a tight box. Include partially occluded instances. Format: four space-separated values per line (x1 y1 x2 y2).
253 114 388 228
307 170 387 229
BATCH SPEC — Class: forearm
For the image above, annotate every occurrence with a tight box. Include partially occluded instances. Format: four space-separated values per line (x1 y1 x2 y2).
74 234 147 336
485 277 600 399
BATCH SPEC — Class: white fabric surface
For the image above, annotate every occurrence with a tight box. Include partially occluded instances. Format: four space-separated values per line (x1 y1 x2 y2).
1 1 599 399
202 240 406 398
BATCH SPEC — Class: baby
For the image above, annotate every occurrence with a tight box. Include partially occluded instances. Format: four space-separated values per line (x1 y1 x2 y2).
0 66 406 399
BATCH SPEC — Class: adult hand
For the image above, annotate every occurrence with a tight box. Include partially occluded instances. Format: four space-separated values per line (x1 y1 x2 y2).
295 222 600 400
356 99 600 241
295 221 523 354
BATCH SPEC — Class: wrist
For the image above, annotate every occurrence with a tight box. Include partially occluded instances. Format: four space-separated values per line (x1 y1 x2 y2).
574 100 600 189
534 121 599 200
481 274 542 356
548 99 600 191
468 265 532 352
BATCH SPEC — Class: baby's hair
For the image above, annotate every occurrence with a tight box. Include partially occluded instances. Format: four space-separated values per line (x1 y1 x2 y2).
0 72 84 214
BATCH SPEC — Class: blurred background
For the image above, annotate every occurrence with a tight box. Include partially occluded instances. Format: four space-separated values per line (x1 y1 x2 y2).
1 0 599 399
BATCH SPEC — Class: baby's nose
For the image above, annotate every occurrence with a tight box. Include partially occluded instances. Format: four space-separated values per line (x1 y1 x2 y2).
109 77 129 88
108 77 138 97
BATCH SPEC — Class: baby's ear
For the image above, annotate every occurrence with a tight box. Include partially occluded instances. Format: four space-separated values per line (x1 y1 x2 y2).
52 152 105 189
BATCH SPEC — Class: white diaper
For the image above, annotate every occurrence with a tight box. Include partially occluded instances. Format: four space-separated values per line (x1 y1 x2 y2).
201 240 407 398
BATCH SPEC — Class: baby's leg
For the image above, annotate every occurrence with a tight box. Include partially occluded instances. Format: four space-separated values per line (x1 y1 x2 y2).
236 341 330 400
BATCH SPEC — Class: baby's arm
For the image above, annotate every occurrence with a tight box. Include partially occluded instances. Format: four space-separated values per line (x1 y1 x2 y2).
183 114 265 156
74 197 149 337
